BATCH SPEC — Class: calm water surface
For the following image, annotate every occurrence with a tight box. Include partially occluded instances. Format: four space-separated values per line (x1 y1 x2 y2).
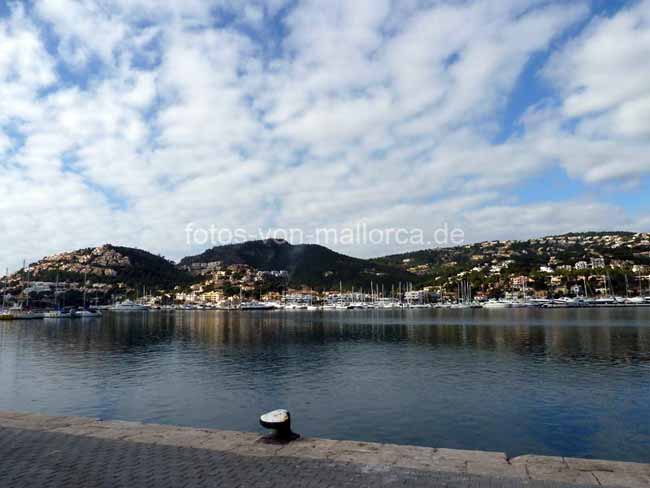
1 309 649 462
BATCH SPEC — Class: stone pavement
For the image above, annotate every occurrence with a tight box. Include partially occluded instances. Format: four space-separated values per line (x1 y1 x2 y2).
0 412 648 488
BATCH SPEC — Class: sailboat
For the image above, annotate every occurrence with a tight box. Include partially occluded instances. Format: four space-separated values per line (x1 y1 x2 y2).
0 268 14 320
8 303 44 320
44 309 74 319
76 271 102 318
44 274 74 319
10 264 44 320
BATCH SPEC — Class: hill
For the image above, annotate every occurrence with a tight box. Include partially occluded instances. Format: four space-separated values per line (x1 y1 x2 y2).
24 244 194 290
372 231 650 292
180 239 416 289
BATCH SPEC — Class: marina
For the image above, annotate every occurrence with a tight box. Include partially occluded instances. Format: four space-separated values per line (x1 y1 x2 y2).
2 297 650 320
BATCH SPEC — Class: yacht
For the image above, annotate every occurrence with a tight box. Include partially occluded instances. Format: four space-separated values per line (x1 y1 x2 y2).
7 304 44 320
76 308 103 318
44 309 75 319
377 299 401 309
593 297 616 306
483 300 511 309
625 296 645 305
509 301 532 308
240 301 275 310
77 271 102 317
0 310 13 320
109 300 149 312
1 270 11 320
11 310 45 320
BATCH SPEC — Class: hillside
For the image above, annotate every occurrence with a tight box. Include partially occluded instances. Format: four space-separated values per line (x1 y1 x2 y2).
24 244 194 289
180 239 416 289
375 232 650 271
372 231 650 294
11 232 650 301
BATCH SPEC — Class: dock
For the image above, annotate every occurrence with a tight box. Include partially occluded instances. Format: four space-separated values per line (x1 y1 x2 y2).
0 412 648 487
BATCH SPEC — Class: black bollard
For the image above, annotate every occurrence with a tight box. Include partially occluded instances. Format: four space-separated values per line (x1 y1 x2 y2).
259 409 300 443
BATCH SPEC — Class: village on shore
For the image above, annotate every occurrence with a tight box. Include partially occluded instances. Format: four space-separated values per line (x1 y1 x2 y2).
2 232 650 319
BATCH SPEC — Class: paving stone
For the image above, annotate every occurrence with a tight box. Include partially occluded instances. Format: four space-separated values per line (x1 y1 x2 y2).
1 412 647 488
564 458 650 488
510 455 600 485
0 426 621 488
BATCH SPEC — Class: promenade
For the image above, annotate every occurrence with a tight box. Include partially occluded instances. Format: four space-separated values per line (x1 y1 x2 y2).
0 412 648 487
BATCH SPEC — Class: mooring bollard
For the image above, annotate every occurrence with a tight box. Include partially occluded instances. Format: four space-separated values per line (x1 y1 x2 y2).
259 409 300 443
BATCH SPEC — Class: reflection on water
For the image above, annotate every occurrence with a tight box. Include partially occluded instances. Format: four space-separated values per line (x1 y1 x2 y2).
1 308 649 462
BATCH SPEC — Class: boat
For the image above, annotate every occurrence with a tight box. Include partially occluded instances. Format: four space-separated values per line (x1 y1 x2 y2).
109 300 149 312
43 273 75 318
11 310 45 320
44 309 74 319
76 308 102 318
483 300 511 309
377 299 402 309
0 269 11 320
240 301 275 310
5 304 44 320
77 271 102 317
509 301 533 308
624 296 646 305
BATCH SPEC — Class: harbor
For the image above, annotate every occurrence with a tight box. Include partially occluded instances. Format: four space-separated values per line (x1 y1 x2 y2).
2 281 650 320
2 297 650 320
2 0 649 484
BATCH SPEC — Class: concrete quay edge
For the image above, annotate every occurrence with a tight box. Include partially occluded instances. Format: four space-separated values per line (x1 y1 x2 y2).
0 411 648 487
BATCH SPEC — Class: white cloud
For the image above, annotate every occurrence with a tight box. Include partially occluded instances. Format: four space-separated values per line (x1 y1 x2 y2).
536 0 650 182
34 0 128 68
547 0 650 120
462 201 632 243
0 0 648 271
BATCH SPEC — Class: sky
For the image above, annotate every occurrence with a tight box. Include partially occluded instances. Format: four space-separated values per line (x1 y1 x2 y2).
1 0 649 269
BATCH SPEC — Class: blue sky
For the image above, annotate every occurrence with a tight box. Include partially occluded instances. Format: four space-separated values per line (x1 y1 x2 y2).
0 0 649 269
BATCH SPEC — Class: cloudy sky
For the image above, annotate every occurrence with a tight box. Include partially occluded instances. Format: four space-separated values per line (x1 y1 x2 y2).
1 0 649 269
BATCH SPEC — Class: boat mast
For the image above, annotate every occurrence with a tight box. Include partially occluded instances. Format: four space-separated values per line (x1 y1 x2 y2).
1 268 7 311
54 273 59 310
83 271 87 309
25 261 30 309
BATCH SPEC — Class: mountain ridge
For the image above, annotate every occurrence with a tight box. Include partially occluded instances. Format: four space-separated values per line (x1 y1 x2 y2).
180 239 417 289
22 244 193 289
11 231 650 295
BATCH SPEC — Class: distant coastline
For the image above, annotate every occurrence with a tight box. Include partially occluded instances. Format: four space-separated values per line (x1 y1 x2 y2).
1 231 649 313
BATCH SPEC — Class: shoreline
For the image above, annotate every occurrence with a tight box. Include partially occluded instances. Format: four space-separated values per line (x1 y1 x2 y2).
3 303 650 322
1 411 648 487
